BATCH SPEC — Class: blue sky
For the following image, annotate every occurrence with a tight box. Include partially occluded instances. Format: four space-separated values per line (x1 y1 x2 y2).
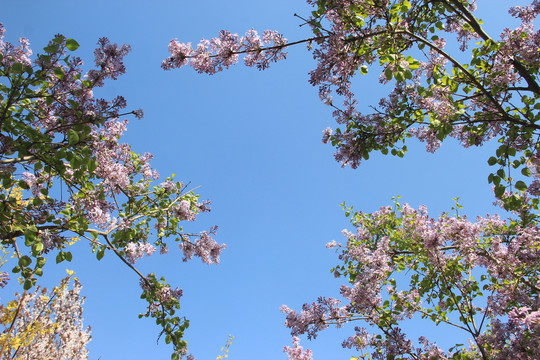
1 1 528 359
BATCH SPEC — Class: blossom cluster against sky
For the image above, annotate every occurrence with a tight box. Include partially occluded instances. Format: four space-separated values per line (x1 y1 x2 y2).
1 1 521 359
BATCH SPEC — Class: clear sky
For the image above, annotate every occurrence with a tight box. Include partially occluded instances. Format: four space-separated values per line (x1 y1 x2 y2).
0 1 529 359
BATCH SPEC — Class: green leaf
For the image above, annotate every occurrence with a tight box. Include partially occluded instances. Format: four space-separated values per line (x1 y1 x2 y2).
19 255 32 267
54 67 65 80
402 0 412 10
360 65 368 75
52 36 65 44
522 167 532 177
404 70 412 80
496 144 508 157
96 247 105 260
494 185 505 198
487 157 497 166
385 68 393 80
36 257 46 268
24 228 36 242
71 155 82 169
23 279 33 290
409 61 420 70
22 268 32 279
32 242 44 255
68 129 80 145
515 181 527 191
66 39 80 51
11 63 24 73
18 180 29 190
43 44 60 54
88 159 98 174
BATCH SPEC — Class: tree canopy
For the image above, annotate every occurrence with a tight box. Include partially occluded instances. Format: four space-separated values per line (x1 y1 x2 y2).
165 0 540 358
2 0 540 359
0 25 223 359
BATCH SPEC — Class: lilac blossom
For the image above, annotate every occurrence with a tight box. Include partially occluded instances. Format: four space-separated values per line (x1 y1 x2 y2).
281 297 349 339
179 229 226 265
283 337 314 360
86 37 131 87
173 199 196 221
162 28 287 73
124 242 157 264
0 272 9 288
165 0 540 182
22 172 42 197
159 286 183 304
321 127 333 144
325 239 339 248
0 23 32 66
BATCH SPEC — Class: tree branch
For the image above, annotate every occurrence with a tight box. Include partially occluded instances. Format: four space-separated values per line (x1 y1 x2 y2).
0 156 36 165
443 0 540 94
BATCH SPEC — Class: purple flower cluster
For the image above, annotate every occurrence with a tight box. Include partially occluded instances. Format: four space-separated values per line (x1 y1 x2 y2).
124 242 157 264
281 297 349 340
0 23 32 66
162 29 287 74
22 172 42 197
87 37 131 87
283 337 313 360
0 271 9 288
38 229 63 253
173 200 196 221
158 285 183 304
179 227 225 265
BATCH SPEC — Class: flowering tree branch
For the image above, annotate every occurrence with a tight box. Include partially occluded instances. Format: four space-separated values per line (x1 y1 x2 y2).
158 0 540 357
0 24 223 359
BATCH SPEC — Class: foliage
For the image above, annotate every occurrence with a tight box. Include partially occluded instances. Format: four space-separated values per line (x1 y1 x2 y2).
216 334 234 360
303 0 540 213
168 0 540 358
166 0 540 211
0 24 224 358
283 199 540 358
0 273 90 360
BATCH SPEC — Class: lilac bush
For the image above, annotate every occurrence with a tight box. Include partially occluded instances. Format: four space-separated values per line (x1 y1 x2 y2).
168 0 540 358
0 24 223 359
282 201 540 358
167 0 540 210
